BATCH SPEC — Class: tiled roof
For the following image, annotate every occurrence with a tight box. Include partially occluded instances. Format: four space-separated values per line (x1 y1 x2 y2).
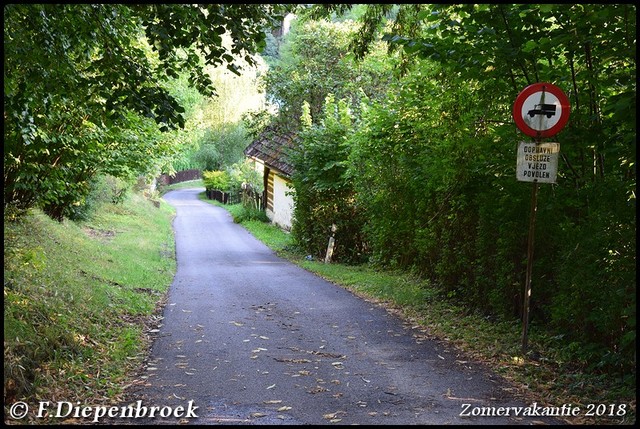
244 128 297 177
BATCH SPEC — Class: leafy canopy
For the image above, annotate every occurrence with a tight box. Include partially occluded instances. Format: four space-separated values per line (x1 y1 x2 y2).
4 4 295 219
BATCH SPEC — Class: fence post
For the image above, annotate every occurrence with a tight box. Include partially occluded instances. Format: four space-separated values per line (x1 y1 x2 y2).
324 224 337 264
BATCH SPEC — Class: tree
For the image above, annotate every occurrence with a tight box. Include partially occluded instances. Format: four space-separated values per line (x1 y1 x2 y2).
290 96 367 263
4 4 295 219
330 3 635 372
258 16 394 132
255 14 395 262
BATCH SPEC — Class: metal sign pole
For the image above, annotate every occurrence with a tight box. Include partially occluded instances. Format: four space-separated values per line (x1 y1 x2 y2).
521 175 539 354
513 82 570 356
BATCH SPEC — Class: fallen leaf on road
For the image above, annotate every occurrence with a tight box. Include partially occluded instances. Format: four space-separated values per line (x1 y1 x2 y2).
277 406 292 412
274 357 311 363
323 411 345 422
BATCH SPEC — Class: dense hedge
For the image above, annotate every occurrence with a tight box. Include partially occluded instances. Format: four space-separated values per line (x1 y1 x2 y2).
281 4 635 377
290 62 635 375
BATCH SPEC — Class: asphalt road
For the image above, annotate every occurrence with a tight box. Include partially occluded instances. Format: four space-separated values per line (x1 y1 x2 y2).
123 188 561 425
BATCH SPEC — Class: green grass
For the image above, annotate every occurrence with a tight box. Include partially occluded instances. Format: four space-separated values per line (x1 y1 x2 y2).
196 191 270 225
158 178 204 195
4 192 176 423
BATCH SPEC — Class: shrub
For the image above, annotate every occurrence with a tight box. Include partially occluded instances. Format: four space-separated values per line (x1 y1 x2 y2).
202 170 230 192
66 174 131 221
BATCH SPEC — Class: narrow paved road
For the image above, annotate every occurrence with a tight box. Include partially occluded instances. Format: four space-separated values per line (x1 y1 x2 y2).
125 188 560 425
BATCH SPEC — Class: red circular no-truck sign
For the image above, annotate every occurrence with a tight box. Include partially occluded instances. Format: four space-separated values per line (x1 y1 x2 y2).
513 82 570 138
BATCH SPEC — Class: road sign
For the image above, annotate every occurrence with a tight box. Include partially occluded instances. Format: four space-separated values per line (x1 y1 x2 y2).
517 142 560 183
513 82 570 138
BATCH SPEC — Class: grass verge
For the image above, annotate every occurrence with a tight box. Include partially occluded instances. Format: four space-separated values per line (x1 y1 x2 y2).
4 192 176 424
204 196 635 425
157 178 204 195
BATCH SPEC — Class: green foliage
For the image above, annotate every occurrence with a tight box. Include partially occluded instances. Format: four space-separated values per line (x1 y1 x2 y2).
65 175 131 222
203 160 264 214
548 180 636 372
261 14 396 263
260 17 394 130
293 3 636 379
227 159 264 193
339 4 635 376
230 204 270 224
202 170 230 192
290 95 367 264
179 58 269 172
194 123 252 171
4 4 294 221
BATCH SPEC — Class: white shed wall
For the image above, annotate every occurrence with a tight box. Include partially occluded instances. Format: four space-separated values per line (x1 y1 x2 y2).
270 174 294 231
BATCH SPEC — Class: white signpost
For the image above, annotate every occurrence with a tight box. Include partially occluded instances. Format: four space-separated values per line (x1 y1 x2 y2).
516 142 560 183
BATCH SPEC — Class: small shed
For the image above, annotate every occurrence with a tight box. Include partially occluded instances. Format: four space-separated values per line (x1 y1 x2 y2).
244 128 296 230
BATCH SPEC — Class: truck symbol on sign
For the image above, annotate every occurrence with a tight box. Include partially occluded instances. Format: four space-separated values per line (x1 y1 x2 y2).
528 103 556 118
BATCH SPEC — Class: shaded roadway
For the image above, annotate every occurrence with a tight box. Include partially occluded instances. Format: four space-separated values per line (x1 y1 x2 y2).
124 188 562 425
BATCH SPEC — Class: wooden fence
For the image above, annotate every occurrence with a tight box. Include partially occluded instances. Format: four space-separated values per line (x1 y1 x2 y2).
206 187 264 210
157 169 202 186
